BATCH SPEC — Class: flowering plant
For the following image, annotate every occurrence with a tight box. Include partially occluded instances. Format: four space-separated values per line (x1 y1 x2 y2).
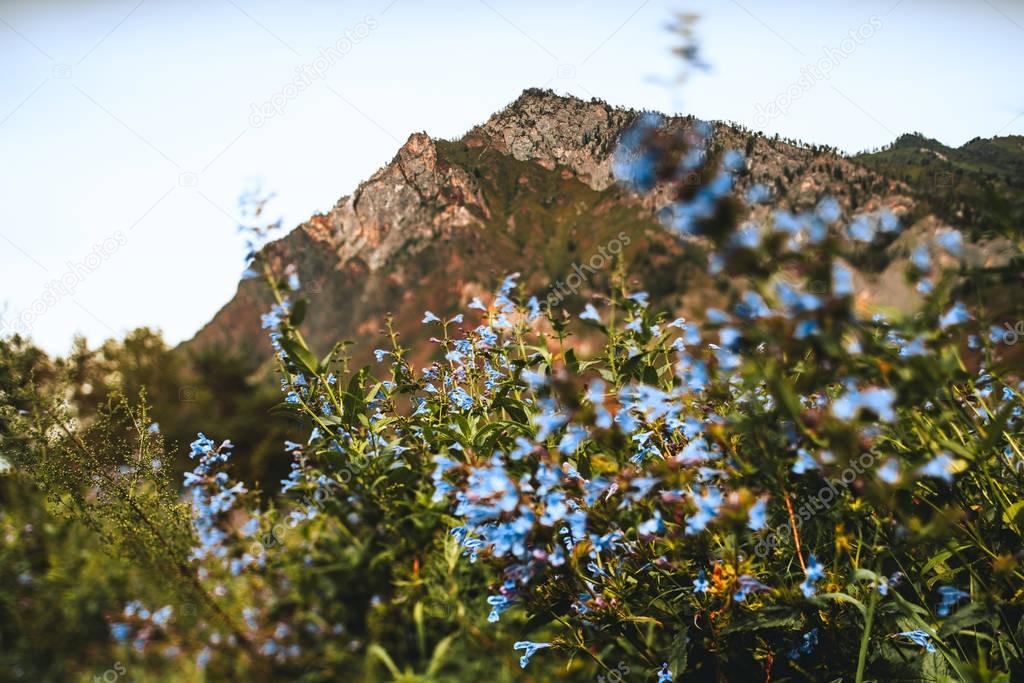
4 98 1023 683
132 113 1021 680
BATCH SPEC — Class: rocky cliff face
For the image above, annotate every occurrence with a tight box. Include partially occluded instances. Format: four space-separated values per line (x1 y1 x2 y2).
185 89 1004 365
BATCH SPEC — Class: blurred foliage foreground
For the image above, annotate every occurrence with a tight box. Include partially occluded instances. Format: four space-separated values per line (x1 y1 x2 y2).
3 113 1024 683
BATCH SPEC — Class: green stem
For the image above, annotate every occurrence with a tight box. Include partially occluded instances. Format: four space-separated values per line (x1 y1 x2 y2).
855 579 880 683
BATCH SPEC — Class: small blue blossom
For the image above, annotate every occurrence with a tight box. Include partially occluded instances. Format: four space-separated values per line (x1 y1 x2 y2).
936 229 963 257
686 487 722 534
513 640 551 669
487 594 512 622
918 452 956 483
939 302 971 330
789 628 819 659
832 386 896 423
747 498 767 531
937 585 969 617
734 575 771 602
800 554 824 598
745 183 771 204
877 458 901 485
896 629 936 652
580 303 602 323
638 510 665 536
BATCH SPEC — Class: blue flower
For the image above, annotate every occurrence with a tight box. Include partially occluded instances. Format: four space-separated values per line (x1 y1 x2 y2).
487 594 511 622
580 303 602 323
638 510 665 536
746 183 771 204
513 640 551 669
722 149 745 172
448 387 473 411
918 452 956 483
878 209 901 233
912 245 932 273
816 197 842 224
735 290 771 319
686 487 722 534
526 296 542 321
939 302 971 330
693 569 710 593
832 386 896 423
533 404 567 441
679 437 714 465
558 424 589 454
800 554 824 597
899 336 927 357
628 291 650 308
732 225 761 249
789 628 819 659
792 448 818 474
896 629 936 652
734 574 771 601
612 113 664 192
936 229 963 257
937 585 969 617
373 349 388 363
422 311 440 324
110 622 131 642
657 662 674 682
832 262 854 297
847 215 875 242
747 498 767 531
877 458 901 485
189 433 216 459
794 319 821 340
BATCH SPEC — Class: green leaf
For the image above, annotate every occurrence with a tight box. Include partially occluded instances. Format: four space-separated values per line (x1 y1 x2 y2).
1004 500 1024 532
342 367 370 424
565 348 580 373
719 606 803 634
817 592 867 619
289 298 308 327
937 604 996 639
367 644 401 677
668 626 689 681
426 634 455 676
279 336 319 376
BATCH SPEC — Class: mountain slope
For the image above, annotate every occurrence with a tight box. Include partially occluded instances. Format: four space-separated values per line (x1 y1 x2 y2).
185 90 1007 365
855 133 1024 239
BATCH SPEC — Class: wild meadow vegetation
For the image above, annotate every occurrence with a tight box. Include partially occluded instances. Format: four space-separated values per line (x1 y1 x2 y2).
4 74 1024 683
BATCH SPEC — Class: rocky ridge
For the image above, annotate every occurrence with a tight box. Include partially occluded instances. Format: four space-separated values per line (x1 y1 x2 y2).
186 89 1000 363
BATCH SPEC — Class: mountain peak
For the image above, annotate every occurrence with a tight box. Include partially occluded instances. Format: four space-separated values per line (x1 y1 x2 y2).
475 88 638 190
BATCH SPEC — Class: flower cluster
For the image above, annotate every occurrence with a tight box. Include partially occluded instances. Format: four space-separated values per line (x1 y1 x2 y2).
121 111 1024 681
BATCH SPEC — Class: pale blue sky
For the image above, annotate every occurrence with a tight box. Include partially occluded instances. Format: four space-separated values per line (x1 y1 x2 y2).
1 0 1022 354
